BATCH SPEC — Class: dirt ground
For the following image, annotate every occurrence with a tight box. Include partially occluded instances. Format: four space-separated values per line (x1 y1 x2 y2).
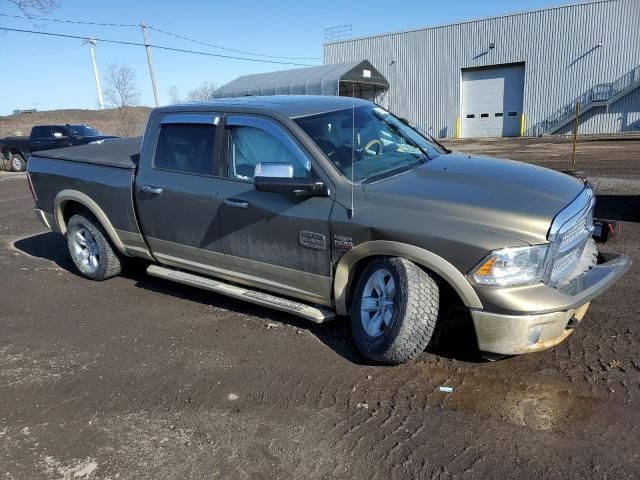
0 137 639 479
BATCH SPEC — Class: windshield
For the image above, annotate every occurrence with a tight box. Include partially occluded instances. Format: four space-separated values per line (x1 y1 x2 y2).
295 105 445 182
67 125 102 137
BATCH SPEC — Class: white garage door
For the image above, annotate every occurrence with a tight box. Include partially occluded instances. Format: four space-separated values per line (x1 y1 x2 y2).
461 64 525 138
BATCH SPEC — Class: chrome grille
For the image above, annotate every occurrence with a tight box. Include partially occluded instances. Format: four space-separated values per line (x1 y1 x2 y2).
547 188 595 287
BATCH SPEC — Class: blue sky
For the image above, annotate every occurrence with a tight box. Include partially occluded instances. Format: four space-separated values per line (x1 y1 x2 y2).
0 0 576 115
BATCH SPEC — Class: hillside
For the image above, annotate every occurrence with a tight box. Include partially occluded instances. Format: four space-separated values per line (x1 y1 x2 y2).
0 107 152 138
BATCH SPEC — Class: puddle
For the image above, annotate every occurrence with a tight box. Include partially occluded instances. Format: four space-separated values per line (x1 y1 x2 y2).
421 367 602 432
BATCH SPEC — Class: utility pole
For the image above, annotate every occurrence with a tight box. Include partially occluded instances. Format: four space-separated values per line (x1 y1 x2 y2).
140 21 160 107
83 38 104 110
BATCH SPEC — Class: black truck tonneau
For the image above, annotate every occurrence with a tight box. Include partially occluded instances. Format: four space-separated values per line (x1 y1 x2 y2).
32 137 141 170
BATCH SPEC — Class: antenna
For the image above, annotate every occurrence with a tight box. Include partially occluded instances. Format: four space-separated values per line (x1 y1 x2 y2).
349 83 355 219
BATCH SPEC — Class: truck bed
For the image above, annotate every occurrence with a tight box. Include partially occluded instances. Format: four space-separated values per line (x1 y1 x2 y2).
27 137 144 243
32 137 141 169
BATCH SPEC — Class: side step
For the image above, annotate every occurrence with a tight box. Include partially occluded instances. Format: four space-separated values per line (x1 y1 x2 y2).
146 265 336 324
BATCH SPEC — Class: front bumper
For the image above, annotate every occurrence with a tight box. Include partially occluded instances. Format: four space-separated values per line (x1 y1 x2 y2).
471 252 630 355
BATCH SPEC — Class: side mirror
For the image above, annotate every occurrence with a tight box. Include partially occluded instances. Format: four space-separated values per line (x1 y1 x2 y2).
253 162 325 196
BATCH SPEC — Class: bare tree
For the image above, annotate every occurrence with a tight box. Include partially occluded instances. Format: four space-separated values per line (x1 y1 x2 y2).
5 0 58 13
187 81 220 102
103 63 140 108
167 85 181 104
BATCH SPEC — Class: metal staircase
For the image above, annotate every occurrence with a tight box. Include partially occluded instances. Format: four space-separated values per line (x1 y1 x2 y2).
537 65 640 135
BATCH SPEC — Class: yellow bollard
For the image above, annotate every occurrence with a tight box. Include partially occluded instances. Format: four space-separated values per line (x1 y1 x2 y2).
520 114 525 137
572 101 580 170
455 117 460 139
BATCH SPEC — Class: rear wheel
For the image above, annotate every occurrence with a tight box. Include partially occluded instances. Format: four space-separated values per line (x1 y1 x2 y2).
351 257 439 364
66 212 122 280
10 153 26 172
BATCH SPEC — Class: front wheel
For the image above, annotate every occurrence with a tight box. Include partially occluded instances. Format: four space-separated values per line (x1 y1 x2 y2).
66 212 122 280
10 153 26 172
351 257 439 364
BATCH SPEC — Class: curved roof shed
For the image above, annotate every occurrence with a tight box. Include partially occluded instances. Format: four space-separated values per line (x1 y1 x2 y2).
215 60 388 100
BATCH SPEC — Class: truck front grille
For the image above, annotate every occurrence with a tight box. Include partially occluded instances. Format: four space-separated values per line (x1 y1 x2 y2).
547 188 595 287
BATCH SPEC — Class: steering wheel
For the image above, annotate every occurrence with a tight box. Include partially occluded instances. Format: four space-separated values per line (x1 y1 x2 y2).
364 138 383 155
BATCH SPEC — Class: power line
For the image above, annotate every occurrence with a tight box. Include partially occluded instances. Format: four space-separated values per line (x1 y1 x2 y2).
0 26 318 66
146 26 321 60
0 12 137 27
0 12 321 60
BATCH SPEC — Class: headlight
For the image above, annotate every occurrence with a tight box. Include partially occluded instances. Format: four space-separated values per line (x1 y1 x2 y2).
469 245 549 287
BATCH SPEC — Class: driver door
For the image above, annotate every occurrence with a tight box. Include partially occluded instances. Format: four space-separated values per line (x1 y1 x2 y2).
217 115 334 305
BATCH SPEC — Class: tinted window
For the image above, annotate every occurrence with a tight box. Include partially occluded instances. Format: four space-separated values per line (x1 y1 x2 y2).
68 125 102 137
50 126 67 138
33 126 56 138
227 125 309 181
154 123 216 175
31 126 46 138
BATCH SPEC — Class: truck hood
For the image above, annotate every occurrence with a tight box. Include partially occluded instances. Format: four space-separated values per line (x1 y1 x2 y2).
363 152 585 244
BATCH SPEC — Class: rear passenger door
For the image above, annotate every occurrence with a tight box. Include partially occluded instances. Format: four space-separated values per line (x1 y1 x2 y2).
134 113 226 273
217 115 334 304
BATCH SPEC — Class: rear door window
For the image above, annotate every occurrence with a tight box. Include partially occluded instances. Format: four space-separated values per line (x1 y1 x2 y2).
32 126 51 139
154 123 217 176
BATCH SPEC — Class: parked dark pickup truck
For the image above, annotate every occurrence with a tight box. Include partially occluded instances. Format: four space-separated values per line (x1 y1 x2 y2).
1 124 117 172
26 96 630 364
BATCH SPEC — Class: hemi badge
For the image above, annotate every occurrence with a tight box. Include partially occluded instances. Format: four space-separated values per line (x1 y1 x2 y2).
334 235 353 250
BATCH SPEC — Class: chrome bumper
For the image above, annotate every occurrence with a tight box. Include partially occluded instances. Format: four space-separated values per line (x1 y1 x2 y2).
472 303 590 355
471 252 631 355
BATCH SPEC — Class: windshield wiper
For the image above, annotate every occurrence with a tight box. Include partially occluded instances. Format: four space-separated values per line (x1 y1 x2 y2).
411 124 451 153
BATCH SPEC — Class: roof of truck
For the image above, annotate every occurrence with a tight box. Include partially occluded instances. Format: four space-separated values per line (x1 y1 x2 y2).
156 95 372 119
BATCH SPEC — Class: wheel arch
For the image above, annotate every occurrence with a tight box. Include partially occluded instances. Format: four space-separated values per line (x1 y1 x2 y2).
54 190 128 256
334 240 483 315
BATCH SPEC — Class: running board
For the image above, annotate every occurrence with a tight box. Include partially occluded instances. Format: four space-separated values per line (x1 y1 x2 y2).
146 265 336 324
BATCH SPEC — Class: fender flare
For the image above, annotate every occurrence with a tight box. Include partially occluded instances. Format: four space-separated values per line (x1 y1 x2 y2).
333 240 483 315
53 190 128 256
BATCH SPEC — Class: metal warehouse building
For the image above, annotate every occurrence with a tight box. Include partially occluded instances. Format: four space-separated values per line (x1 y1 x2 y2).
323 0 640 138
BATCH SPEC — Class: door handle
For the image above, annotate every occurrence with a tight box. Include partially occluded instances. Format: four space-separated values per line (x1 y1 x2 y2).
224 198 249 209
140 185 163 195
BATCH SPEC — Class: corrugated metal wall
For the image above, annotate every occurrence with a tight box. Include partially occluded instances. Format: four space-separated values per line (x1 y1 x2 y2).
323 0 640 137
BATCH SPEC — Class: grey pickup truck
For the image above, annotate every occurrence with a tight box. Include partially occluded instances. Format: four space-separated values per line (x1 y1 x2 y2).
27 95 630 364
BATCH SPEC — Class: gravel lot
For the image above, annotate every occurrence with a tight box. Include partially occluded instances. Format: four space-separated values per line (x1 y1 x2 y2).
1 137 638 479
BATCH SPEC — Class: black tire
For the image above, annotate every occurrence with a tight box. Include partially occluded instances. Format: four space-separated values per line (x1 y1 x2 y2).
10 153 26 172
351 257 439 364
66 212 122 280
